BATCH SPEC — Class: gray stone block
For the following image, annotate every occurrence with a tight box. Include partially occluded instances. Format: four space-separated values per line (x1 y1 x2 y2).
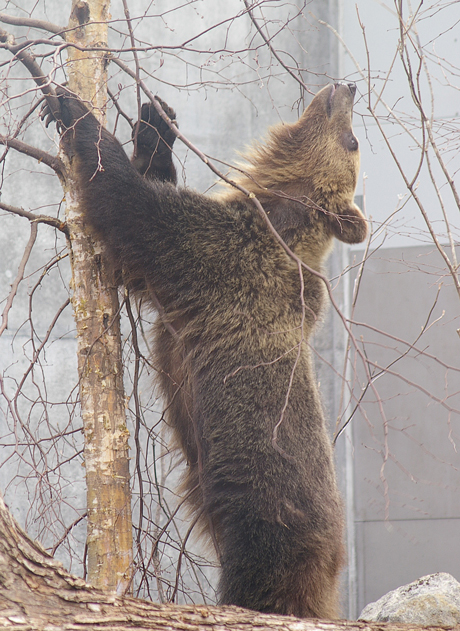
359 572 460 625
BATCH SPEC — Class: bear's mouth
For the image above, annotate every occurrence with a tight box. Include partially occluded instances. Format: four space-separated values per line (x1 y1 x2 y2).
346 83 357 98
326 83 356 117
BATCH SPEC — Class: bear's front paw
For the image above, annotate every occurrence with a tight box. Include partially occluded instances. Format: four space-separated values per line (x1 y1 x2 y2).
41 86 92 132
133 97 178 156
329 204 368 244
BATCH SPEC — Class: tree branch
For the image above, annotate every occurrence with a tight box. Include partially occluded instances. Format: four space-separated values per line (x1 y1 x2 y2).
0 222 37 337
0 135 66 178
0 201 68 233
0 27 62 118
0 12 65 37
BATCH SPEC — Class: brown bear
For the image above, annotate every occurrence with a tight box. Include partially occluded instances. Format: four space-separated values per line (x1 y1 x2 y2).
43 83 367 618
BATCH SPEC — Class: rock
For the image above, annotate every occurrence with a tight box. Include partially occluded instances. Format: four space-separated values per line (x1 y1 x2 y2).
359 572 460 625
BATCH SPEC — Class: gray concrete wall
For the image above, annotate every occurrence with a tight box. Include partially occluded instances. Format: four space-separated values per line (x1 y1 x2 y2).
349 245 460 613
340 0 460 617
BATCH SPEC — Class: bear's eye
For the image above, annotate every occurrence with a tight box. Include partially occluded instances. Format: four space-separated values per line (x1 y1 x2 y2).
342 131 359 152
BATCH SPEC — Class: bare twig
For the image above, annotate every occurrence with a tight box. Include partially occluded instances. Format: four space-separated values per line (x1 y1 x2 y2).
0 27 61 116
0 222 37 336
243 0 311 95
121 0 142 152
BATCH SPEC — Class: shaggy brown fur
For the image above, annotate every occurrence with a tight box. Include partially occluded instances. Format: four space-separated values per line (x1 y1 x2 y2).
43 83 367 618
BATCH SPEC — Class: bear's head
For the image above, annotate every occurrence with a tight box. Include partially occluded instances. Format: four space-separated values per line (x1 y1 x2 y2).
295 83 360 205
235 83 361 206
222 83 367 246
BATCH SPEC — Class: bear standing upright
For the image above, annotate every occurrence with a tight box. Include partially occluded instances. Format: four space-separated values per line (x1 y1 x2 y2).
43 83 367 618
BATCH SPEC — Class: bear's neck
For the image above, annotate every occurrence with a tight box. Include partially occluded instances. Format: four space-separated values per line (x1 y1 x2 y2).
259 188 333 266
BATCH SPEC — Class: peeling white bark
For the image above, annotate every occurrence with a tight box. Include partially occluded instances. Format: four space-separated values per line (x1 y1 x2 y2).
63 0 133 594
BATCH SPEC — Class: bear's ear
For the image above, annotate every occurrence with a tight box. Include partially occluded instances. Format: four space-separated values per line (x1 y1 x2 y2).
328 203 368 244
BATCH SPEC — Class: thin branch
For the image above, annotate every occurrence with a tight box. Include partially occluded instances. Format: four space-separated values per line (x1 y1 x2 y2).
121 0 142 153
370 115 460 301
13 298 71 438
0 98 45 161
0 135 66 179
50 513 87 556
0 27 62 122
243 0 310 94
107 87 134 129
0 201 68 233
334 283 445 444
0 222 37 337
0 12 65 37
0 28 60 100
170 509 203 604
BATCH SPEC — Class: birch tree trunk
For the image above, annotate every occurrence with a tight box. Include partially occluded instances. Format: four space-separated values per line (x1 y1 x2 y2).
63 0 133 594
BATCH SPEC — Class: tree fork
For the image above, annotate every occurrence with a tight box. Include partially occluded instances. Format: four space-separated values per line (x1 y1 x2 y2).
65 0 133 593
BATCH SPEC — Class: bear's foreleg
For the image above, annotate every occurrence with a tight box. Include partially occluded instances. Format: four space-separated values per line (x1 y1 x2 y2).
131 98 178 184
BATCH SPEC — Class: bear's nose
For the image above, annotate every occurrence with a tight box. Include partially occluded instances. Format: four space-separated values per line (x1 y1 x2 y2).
347 83 357 97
